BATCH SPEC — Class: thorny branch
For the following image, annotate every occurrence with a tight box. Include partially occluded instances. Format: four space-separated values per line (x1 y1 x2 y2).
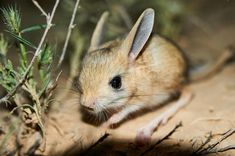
57 0 80 68
193 128 235 155
140 122 183 156
0 0 60 104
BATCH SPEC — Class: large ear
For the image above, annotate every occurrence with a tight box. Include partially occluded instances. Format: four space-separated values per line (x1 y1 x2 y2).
88 11 109 52
120 8 154 62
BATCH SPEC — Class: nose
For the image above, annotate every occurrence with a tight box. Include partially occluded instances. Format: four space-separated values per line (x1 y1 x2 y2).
82 104 94 111
81 100 96 111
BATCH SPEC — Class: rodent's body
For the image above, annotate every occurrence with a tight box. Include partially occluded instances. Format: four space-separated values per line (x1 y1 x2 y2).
129 35 187 108
133 35 186 93
78 8 193 145
80 35 187 110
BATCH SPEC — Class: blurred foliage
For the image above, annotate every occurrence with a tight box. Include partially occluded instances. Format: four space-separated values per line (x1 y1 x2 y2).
60 0 188 77
63 0 187 41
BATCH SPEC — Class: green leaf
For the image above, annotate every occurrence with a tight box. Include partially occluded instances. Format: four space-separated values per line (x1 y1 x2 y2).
0 60 18 92
38 44 53 68
20 24 47 34
37 44 54 93
0 34 8 56
6 31 37 49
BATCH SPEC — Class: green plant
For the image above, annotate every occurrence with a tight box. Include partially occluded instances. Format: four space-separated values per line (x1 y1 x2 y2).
0 0 81 153
0 3 60 153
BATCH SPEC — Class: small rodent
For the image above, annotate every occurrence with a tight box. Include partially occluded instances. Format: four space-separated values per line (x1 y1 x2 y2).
76 8 234 145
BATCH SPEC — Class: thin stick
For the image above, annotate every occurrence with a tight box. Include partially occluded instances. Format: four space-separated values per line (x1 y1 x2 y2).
194 128 235 155
140 122 183 156
0 0 60 104
216 145 235 152
207 128 235 151
32 0 48 18
57 0 80 68
195 145 235 155
193 132 213 153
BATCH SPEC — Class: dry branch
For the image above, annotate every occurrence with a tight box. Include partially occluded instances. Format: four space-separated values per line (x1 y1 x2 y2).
193 132 213 154
32 0 48 18
140 122 183 156
57 0 80 68
193 128 235 155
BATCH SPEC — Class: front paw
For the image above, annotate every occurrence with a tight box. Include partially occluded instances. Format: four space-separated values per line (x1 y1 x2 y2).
101 121 116 129
135 127 153 146
101 121 111 128
101 114 122 128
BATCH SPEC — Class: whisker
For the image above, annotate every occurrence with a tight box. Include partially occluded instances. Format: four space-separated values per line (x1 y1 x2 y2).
101 91 171 106
103 110 108 121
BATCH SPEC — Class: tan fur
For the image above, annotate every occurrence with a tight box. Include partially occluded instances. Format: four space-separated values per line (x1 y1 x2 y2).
78 8 191 144
79 34 187 111
78 8 232 144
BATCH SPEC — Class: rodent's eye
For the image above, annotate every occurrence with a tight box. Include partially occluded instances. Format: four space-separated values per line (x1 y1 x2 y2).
109 75 122 90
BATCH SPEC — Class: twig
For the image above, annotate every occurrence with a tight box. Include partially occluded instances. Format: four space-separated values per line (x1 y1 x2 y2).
193 132 213 154
194 128 235 155
81 132 109 156
32 0 48 18
57 0 80 68
206 128 235 151
140 122 183 156
0 0 60 104
215 145 235 152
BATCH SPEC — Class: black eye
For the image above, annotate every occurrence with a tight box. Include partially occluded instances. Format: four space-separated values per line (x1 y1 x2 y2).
110 75 122 89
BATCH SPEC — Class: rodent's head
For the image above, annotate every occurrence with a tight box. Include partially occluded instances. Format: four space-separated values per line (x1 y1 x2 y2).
79 45 130 113
78 8 154 114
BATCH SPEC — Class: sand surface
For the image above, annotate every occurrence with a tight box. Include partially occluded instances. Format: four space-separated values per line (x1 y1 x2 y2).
42 63 235 156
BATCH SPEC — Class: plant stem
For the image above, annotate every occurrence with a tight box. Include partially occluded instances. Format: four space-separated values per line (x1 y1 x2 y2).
57 0 80 68
18 33 28 68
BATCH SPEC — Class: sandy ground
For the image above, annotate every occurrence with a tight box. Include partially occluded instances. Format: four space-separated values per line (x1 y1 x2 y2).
41 62 235 156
